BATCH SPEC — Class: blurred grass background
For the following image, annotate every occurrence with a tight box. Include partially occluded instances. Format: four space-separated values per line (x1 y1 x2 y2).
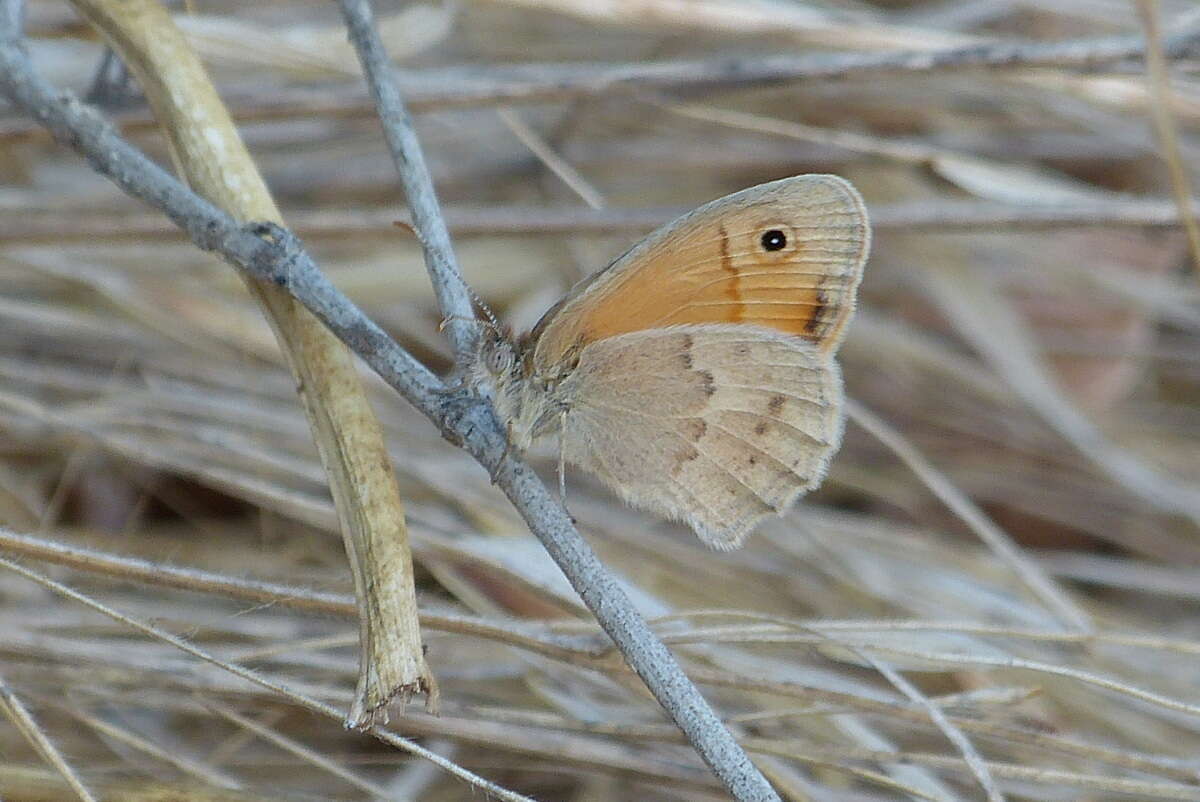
3 0 1200 799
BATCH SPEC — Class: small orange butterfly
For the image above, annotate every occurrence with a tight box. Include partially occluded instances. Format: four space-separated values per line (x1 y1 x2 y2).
472 175 870 549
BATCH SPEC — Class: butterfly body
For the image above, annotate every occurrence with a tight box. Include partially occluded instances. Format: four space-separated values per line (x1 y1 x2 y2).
474 175 870 549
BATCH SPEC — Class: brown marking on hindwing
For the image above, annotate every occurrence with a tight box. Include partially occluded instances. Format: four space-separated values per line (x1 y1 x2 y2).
698 370 716 397
767 394 786 415
680 333 694 370
674 418 707 476
676 446 700 469
683 418 707 441
754 421 769 436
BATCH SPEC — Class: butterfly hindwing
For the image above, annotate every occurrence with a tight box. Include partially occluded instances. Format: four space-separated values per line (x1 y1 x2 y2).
557 324 844 549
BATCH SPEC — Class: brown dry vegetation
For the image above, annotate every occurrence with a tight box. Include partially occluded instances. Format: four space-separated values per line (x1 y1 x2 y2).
4 1 1200 800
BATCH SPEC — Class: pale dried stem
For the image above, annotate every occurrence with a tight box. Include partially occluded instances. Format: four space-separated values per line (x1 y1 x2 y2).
65 0 431 728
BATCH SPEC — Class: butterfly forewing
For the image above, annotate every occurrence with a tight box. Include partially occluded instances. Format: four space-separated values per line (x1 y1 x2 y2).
530 174 869 375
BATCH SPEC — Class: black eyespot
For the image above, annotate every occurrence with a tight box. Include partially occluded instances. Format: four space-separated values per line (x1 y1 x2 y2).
761 229 787 251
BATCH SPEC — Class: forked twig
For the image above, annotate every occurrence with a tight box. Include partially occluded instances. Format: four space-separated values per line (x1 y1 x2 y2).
0 3 780 799
334 2 778 797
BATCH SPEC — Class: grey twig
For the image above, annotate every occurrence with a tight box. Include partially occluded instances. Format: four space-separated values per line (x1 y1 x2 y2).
336 0 476 364
0 0 21 37
0 13 782 802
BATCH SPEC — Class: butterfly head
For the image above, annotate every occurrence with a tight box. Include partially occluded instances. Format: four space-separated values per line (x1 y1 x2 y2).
471 327 564 452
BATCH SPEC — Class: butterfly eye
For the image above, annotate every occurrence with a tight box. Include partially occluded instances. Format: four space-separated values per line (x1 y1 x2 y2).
485 343 514 375
760 229 788 252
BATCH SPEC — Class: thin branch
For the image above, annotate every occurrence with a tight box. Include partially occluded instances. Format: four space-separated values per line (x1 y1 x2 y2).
0 15 782 802
336 0 475 364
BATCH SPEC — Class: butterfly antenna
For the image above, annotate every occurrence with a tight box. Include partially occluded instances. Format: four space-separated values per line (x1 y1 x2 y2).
438 313 479 333
394 219 498 337
439 284 504 339
469 284 502 332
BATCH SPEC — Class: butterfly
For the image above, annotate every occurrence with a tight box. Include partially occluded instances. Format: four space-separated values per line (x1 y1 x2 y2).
471 174 870 549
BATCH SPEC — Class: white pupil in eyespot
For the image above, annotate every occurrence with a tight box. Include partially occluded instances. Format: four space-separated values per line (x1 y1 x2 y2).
761 230 787 251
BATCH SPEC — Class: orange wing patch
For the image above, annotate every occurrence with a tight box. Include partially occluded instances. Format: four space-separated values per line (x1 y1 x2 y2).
530 175 869 372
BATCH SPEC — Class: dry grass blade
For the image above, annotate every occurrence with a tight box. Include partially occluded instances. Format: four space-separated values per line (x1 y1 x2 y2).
0 554 535 802
845 399 1089 630
0 673 98 802
67 0 431 728
499 106 607 209
51 702 243 791
1137 0 1200 276
209 704 393 798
